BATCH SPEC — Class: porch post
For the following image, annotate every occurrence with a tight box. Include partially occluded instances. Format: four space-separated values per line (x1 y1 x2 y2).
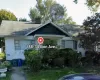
57 39 62 49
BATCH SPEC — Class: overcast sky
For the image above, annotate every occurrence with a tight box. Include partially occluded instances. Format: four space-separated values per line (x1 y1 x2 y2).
0 0 99 25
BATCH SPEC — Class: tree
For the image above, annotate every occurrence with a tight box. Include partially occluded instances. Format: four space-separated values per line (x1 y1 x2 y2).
74 0 100 12
19 18 27 22
29 8 41 23
0 9 17 48
36 0 56 23
0 9 17 24
78 13 100 51
29 0 76 24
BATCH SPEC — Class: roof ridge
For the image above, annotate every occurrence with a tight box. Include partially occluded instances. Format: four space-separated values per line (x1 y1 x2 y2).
58 24 81 26
1 20 42 25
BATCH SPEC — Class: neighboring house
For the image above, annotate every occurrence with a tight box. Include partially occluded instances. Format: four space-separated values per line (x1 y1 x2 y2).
0 20 85 60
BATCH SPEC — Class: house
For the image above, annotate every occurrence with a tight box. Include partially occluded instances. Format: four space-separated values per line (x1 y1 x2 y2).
0 20 85 60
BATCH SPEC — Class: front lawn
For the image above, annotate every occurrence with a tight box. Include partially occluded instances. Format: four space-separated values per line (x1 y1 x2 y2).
26 67 100 80
0 72 11 80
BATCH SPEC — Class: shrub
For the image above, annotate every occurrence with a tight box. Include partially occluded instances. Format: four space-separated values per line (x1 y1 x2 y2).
0 61 11 69
24 49 42 72
53 57 65 67
82 51 98 66
0 52 5 60
3 61 11 69
67 50 82 67
83 51 100 66
94 53 100 65
40 48 58 67
41 48 82 68
58 48 82 67
24 48 82 70
0 62 6 69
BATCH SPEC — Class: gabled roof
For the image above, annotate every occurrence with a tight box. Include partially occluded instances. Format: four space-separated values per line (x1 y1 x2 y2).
0 20 83 37
58 24 84 36
26 21 71 37
0 20 40 36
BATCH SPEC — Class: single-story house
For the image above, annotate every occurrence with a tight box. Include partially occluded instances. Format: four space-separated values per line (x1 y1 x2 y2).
0 20 86 60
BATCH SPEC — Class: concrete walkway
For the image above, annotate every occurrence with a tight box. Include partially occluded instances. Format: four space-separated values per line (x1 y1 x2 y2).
11 67 26 80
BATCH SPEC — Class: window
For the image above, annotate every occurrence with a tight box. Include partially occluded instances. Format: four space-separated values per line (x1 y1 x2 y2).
15 40 21 50
73 41 77 49
28 40 35 49
62 40 76 49
30 40 35 45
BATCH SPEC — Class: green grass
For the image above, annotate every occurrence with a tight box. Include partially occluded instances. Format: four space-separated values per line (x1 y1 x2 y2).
0 72 11 80
26 67 100 80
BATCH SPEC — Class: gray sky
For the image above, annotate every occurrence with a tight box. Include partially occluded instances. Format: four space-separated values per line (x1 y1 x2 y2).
0 0 99 25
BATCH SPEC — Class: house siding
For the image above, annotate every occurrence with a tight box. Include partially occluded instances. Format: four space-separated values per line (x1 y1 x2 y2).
5 37 15 60
5 36 35 60
5 36 86 60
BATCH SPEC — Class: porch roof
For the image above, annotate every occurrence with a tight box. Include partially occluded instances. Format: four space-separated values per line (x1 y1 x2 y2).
0 20 83 37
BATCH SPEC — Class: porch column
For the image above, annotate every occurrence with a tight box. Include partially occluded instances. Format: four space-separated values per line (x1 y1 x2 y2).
57 39 62 49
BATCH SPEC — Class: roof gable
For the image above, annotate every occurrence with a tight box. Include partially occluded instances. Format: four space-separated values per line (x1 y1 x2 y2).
26 22 71 37
0 20 83 37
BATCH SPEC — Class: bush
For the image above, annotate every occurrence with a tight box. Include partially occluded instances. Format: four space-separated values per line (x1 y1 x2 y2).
58 48 82 67
0 52 5 60
3 61 11 69
83 51 100 66
24 49 42 72
0 61 11 69
24 48 82 71
81 51 97 66
41 48 81 68
0 62 6 69
94 53 100 65
53 57 65 68
40 48 58 67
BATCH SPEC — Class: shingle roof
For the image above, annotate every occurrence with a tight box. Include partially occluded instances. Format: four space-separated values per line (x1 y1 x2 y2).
0 20 41 36
58 24 84 36
0 20 83 37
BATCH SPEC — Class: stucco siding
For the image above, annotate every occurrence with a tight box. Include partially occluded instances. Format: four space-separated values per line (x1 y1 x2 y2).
5 37 15 60
14 38 35 60
4 36 86 60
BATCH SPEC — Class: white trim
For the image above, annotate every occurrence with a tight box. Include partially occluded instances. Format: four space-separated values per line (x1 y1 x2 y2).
34 34 65 38
62 37 73 40
25 22 51 36
25 22 71 37
50 22 71 37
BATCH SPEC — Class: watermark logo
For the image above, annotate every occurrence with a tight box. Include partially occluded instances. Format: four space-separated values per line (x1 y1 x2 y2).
28 37 57 49
37 37 44 44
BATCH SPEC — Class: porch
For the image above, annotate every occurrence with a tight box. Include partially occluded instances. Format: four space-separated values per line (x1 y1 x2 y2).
4 22 77 60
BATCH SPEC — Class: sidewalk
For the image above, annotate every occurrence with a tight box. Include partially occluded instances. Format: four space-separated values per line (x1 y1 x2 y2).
11 67 26 80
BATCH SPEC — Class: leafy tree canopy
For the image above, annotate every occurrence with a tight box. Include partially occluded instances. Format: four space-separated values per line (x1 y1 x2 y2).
0 9 17 24
79 13 100 51
0 9 17 48
29 0 76 24
19 18 27 22
74 0 100 12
